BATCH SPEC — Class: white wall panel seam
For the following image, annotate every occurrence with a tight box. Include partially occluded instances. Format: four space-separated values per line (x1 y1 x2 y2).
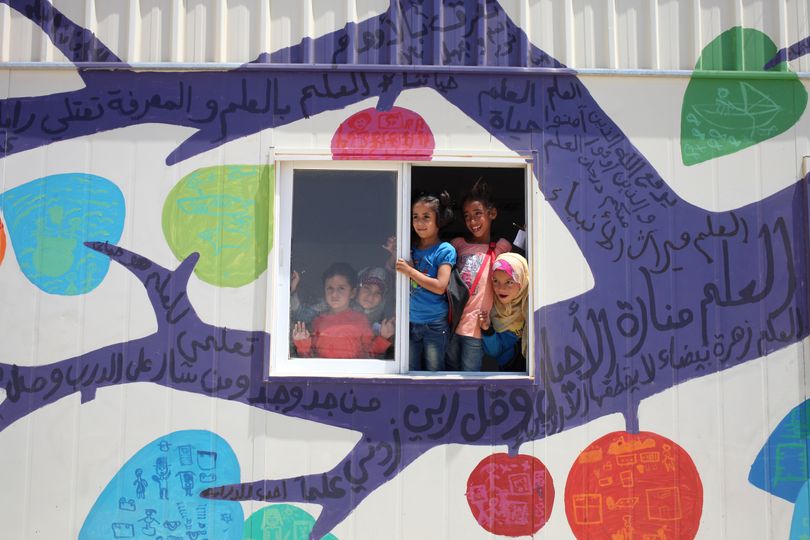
259 0 270 60
518 0 528 67
735 0 744 28
0 6 10 63
172 0 184 63
304 0 314 63
216 0 226 63
649 0 660 70
607 0 617 69
128 0 141 63
692 0 702 70
777 0 787 60
563 0 574 68
84 0 96 61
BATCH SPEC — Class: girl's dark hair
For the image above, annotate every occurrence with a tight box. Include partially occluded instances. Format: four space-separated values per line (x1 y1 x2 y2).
412 190 454 228
462 177 495 209
322 262 357 288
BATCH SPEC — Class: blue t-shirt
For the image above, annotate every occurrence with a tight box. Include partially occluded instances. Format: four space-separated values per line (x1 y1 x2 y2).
409 242 456 324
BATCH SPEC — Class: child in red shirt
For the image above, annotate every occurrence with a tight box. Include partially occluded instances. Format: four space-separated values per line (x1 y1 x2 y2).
292 262 394 358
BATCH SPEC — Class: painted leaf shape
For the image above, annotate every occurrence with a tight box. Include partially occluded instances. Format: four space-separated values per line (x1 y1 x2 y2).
0 174 125 295
79 430 243 540
791 480 810 540
681 27 808 166
749 399 810 503
162 165 274 288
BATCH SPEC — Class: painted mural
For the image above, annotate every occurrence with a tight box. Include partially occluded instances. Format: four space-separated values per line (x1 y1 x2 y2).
0 0 809 538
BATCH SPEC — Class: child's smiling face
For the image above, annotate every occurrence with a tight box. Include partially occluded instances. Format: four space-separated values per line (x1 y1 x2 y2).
357 282 383 311
324 274 356 313
411 202 439 241
463 200 496 242
492 269 521 304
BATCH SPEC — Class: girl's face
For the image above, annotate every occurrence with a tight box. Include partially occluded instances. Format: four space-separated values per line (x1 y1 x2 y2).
324 275 356 313
412 202 439 241
492 269 521 304
357 282 383 311
463 200 496 242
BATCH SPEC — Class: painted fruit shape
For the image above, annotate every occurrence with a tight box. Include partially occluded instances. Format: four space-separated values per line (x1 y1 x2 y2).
565 431 703 539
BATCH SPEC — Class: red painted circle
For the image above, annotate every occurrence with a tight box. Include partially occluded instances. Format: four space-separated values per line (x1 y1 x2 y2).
331 106 434 160
0 216 6 265
565 431 703 539
466 453 555 536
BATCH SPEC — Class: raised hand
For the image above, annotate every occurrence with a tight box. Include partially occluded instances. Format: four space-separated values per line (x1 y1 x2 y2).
382 236 396 256
290 270 301 293
291 321 310 341
380 317 395 340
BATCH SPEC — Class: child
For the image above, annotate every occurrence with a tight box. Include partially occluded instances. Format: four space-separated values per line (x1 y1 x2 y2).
477 252 529 372
356 266 392 335
446 179 511 371
291 265 393 331
395 192 456 371
292 262 394 358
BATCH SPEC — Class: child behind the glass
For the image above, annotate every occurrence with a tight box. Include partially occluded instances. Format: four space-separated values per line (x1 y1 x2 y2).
292 262 394 358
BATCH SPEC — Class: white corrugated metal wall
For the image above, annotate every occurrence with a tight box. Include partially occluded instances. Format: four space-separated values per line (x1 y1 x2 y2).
1 0 808 71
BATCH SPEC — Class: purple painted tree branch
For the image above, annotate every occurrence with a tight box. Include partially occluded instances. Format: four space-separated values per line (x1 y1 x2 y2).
764 34 810 70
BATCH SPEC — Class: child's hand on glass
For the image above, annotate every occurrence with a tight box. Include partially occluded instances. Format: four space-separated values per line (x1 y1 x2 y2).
476 309 491 330
382 236 396 257
394 258 413 276
292 321 310 341
380 317 395 340
290 270 302 293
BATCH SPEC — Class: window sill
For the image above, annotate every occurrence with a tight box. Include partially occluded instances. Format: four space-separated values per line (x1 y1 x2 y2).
263 372 536 387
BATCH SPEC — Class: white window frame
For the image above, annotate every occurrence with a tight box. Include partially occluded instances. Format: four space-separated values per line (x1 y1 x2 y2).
267 156 537 380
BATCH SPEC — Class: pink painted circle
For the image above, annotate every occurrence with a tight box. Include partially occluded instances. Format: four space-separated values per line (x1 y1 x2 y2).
466 452 555 536
565 431 703 539
331 106 434 160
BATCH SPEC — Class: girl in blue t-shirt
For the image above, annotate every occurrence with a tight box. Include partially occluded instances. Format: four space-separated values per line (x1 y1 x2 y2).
395 191 456 371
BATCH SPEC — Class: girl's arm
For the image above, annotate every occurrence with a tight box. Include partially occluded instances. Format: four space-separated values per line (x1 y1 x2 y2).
481 326 520 361
395 260 452 294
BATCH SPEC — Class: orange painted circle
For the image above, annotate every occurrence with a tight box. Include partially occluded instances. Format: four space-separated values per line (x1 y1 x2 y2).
466 453 555 536
565 431 703 539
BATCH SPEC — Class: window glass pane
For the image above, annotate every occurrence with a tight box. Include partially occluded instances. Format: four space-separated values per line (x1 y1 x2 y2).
289 170 397 360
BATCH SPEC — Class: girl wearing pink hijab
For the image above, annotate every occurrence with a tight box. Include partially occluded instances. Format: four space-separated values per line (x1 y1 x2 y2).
476 252 529 372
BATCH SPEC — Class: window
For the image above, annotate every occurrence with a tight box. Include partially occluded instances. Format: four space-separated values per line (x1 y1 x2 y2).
270 160 533 378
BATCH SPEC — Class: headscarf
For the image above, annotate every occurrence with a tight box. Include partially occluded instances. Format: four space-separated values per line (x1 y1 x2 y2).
490 252 529 355
356 266 389 323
